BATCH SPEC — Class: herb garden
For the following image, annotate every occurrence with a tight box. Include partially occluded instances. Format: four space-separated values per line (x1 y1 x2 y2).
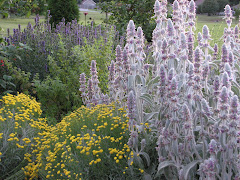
1 0 240 179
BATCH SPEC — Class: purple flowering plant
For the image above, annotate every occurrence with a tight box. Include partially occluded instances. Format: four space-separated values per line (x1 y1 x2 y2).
80 1 240 179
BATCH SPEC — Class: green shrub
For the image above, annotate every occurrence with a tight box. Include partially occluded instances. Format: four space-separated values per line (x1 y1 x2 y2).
33 30 115 121
201 0 219 15
217 0 229 12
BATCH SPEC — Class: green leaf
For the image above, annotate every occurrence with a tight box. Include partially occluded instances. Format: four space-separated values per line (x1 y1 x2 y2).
0 80 6 89
128 75 135 90
8 82 16 88
157 161 176 172
231 85 240 96
139 93 154 109
183 160 201 180
144 112 158 122
139 152 151 167
3 90 13 95
147 76 160 90
3 75 12 81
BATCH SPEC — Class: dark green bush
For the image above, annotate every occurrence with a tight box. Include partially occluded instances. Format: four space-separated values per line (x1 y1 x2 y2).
217 0 229 12
201 0 219 15
47 0 80 25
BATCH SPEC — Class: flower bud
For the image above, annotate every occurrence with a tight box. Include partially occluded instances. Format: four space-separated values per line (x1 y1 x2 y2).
222 71 230 88
180 32 187 49
168 68 174 82
127 20 135 38
116 45 122 63
221 44 228 63
220 86 228 104
201 98 212 117
167 19 175 37
213 76 220 95
202 25 210 40
154 0 161 16
229 51 234 66
208 139 218 155
224 5 232 18
189 0 196 14
173 0 179 11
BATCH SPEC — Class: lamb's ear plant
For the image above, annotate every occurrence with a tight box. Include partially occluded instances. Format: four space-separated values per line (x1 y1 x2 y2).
80 1 240 179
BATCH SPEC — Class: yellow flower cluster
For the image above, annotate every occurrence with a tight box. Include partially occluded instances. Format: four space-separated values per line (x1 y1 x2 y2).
23 103 131 179
1 93 134 179
0 93 45 177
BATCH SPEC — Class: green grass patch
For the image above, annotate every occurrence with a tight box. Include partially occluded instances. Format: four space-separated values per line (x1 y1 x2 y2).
195 14 238 47
0 10 106 37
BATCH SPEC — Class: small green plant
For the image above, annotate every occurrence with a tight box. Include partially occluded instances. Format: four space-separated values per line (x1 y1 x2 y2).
0 75 16 98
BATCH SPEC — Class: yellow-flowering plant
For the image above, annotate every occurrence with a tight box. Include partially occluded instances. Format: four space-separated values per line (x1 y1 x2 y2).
0 93 45 179
25 103 133 179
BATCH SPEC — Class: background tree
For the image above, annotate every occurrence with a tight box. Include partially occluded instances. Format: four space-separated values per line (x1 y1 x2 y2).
201 0 219 15
217 0 229 12
99 0 156 42
47 0 80 25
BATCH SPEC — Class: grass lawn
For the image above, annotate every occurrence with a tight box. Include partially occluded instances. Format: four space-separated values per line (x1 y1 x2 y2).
0 10 106 37
195 14 238 47
78 10 106 25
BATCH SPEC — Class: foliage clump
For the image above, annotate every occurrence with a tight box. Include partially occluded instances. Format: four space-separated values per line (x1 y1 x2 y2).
47 0 80 25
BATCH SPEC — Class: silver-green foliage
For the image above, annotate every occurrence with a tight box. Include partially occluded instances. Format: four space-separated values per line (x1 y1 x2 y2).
80 0 240 179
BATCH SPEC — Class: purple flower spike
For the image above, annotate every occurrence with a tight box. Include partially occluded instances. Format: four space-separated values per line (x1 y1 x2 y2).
194 47 202 63
234 25 239 36
167 19 175 37
116 45 122 63
221 44 228 63
222 71 230 88
201 98 212 117
168 68 174 82
159 65 166 85
224 63 232 80
208 139 218 155
182 104 191 122
220 86 228 104
189 0 196 14
180 33 187 49
229 51 234 66
197 32 202 42
224 5 232 17
173 0 179 11
213 76 220 93
127 90 136 121
127 20 136 38
154 0 161 16
231 95 239 109
202 25 210 40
